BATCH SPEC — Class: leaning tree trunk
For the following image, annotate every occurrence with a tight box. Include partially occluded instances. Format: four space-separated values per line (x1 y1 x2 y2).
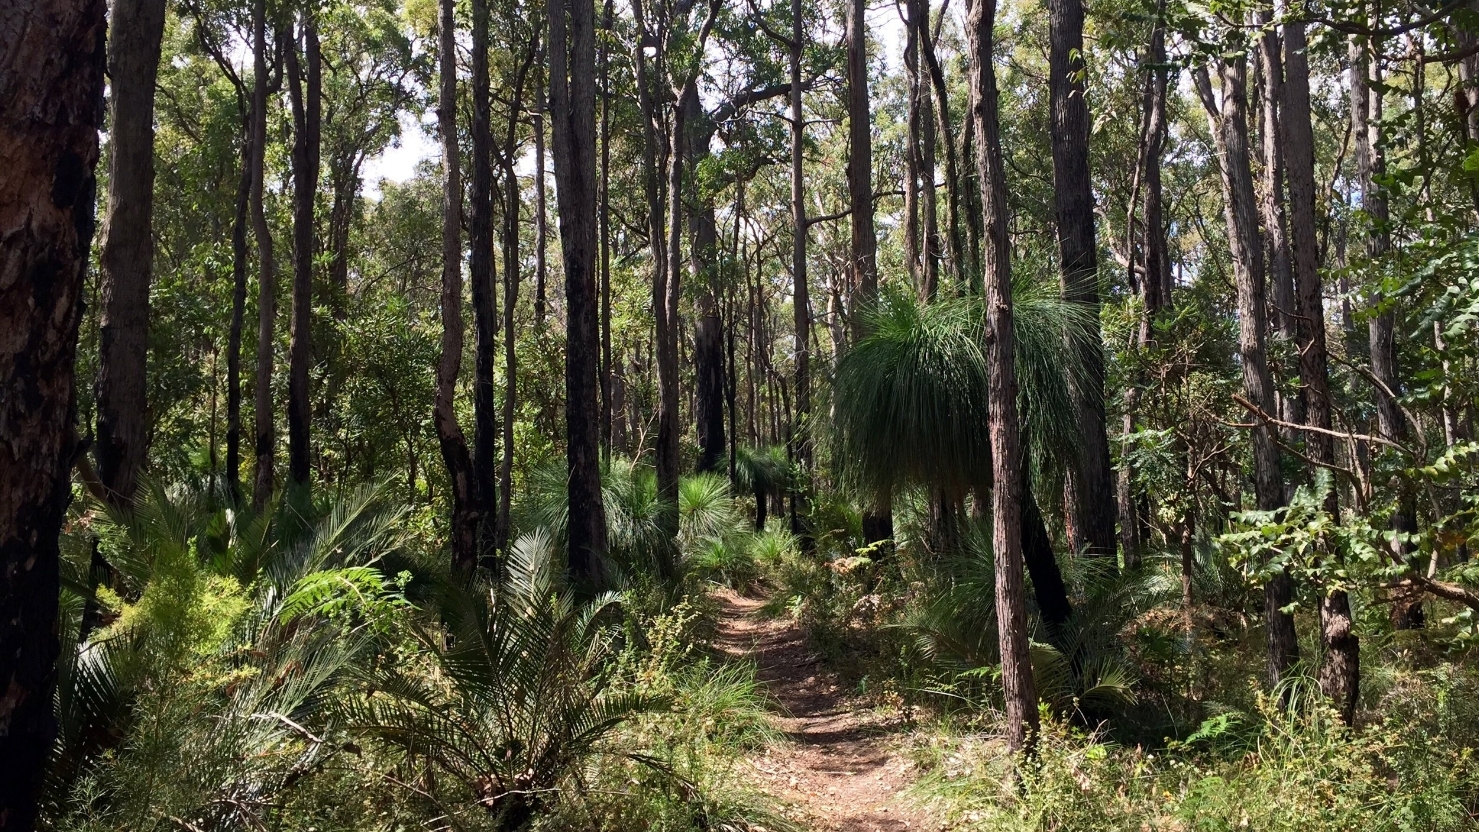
1047 0 1114 560
96 0 168 507
549 0 609 584
250 0 278 511
435 0 481 572
0 0 106 823
1198 52 1299 690
285 15 320 489
471 0 500 561
967 0 1039 753
1285 17 1359 725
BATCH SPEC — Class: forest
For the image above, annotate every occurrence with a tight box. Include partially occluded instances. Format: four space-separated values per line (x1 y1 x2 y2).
4 0 1479 825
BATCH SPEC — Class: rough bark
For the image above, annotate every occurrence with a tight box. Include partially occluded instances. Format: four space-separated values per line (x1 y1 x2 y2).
471 0 500 561
1284 18 1358 725
533 39 549 327
549 0 610 583
1256 14 1298 387
285 16 320 489
227 106 251 496
95 0 167 507
1047 0 1114 560
435 0 481 572
0 0 105 823
789 0 812 544
250 0 278 511
967 0 1038 752
1198 55 1299 689
1352 35 1419 627
847 0 877 333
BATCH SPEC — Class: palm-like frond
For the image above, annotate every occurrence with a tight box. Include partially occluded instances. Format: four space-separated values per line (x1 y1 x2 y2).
347 530 665 829
832 278 1100 507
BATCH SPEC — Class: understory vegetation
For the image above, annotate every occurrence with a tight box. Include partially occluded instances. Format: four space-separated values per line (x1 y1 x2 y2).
9 0 1479 823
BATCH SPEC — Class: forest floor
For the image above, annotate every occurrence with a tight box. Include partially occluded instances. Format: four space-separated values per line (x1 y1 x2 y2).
711 590 938 832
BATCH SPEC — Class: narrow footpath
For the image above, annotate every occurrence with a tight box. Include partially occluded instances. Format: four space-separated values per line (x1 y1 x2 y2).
711 590 934 832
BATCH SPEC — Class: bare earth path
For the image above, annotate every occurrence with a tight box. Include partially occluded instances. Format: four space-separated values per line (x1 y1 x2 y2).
711 590 933 831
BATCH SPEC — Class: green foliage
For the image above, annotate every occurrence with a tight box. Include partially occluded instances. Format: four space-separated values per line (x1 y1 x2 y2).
911 679 1479 831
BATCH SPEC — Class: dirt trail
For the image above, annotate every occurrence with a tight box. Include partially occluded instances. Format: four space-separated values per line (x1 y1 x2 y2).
711 590 933 832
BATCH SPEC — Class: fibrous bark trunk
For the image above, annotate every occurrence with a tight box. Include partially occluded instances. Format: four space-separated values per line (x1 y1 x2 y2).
1047 0 1114 560
549 0 610 584
1197 53 1299 689
471 0 500 562
436 0 481 572
687 92 726 477
1284 17 1359 725
0 0 105 823
966 0 1039 752
1256 12 1298 418
847 0 877 331
250 0 278 511
533 38 549 327
789 0 812 545
285 15 320 489
96 0 167 507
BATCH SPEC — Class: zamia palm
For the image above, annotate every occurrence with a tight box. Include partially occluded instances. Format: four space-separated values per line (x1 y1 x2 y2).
343 529 663 830
49 482 409 830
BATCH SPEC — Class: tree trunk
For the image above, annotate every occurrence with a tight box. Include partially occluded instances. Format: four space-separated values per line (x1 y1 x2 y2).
1255 13 1298 428
96 0 167 507
1284 17 1358 724
600 0 614 453
549 0 609 583
688 94 727 475
286 16 320 490
250 0 278 511
1140 6 1171 333
1047 0 1114 560
533 40 549 327
789 0 812 545
912 0 941 298
847 0 877 331
0 0 105 822
1197 54 1300 689
471 0 499 561
656 85 689 572
436 0 481 572
227 107 251 496
967 0 1038 752
1022 462 1073 640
